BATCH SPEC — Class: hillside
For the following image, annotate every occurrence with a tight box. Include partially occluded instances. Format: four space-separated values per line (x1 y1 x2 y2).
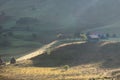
1 41 120 80
29 41 120 68
0 0 120 56
1 0 120 35
0 1 120 80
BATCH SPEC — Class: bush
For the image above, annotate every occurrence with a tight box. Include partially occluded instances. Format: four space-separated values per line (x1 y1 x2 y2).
63 65 70 71
46 48 53 55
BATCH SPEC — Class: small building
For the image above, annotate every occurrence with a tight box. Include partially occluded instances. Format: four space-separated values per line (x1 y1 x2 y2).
87 34 100 42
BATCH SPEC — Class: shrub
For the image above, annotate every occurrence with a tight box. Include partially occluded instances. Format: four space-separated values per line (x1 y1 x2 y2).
32 33 37 39
63 65 70 71
46 48 53 55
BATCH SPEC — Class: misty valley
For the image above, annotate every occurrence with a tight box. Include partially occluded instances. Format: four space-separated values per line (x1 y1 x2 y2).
0 0 120 80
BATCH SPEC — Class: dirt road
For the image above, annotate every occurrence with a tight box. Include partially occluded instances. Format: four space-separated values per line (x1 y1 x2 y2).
17 41 58 61
17 40 85 61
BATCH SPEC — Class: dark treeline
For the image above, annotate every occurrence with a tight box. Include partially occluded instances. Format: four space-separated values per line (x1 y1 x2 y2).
0 25 13 47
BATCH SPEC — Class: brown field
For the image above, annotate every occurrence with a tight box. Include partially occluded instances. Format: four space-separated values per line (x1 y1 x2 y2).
0 41 120 80
0 63 109 80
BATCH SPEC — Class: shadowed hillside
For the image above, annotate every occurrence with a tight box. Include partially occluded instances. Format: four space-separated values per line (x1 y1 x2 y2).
31 41 120 68
1 0 120 35
1 0 120 58
1 41 120 80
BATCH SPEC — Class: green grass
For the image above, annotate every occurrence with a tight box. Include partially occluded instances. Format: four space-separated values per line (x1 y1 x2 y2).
11 39 42 47
0 38 43 61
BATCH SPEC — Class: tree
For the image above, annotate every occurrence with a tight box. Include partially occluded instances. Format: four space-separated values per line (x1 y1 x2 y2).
57 33 64 40
0 38 11 47
106 33 110 39
32 33 37 39
106 33 110 37
7 31 13 36
0 26 12 47
0 25 3 34
26 26 31 31
0 11 5 16
112 33 117 38
80 33 88 41
74 32 80 38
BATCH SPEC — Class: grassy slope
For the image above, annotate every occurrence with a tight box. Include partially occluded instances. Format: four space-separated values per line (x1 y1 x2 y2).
0 63 107 80
30 42 120 68
0 38 42 61
1 0 120 60
2 0 120 34
0 41 120 80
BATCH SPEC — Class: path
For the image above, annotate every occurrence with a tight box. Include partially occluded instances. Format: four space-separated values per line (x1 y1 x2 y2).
17 41 58 61
17 39 85 61
17 37 120 61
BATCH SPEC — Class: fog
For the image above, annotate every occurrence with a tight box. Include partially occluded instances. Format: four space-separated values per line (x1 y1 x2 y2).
0 0 120 42
0 0 120 29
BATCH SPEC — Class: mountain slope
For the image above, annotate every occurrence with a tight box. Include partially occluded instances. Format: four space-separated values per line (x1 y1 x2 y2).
1 0 120 32
1 0 120 58
29 41 120 68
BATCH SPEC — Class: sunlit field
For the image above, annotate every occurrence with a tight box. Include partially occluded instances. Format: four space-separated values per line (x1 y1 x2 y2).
1 41 119 80
0 63 109 80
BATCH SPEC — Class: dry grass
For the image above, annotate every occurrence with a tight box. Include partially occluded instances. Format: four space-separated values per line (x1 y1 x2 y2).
1 41 120 80
0 63 110 80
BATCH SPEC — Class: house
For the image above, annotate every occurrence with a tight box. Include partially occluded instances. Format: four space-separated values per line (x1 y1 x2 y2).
87 34 100 42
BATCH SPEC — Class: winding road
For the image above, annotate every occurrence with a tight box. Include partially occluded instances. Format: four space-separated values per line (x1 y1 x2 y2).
17 37 120 61
17 39 85 61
